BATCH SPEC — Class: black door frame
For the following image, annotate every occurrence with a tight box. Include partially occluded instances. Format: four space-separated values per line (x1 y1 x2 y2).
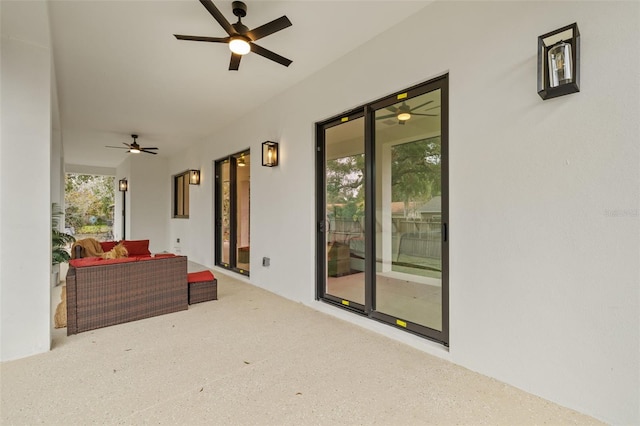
315 74 449 345
215 149 250 277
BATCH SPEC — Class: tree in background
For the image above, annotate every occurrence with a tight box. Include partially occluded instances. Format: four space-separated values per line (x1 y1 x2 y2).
65 174 115 234
326 154 365 222
325 136 441 220
391 136 441 216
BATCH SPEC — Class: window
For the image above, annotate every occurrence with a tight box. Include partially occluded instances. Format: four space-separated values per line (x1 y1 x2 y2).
215 150 250 276
173 171 190 218
316 74 449 345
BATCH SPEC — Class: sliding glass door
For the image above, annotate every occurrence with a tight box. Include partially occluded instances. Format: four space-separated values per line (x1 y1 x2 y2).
215 150 250 276
371 86 446 335
316 75 448 344
319 113 366 310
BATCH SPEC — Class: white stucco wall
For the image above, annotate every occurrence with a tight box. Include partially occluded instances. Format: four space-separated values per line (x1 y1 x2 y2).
128 155 170 253
0 0 53 361
168 2 639 424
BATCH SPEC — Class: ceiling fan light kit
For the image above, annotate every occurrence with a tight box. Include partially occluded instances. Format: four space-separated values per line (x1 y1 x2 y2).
174 0 293 71
397 112 411 122
229 37 250 55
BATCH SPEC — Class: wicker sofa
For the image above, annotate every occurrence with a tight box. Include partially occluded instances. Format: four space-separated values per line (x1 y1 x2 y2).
66 255 188 335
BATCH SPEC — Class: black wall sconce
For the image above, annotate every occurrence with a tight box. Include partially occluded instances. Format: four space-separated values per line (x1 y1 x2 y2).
538 23 580 100
262 141 279 167
118 178 127 239
189 170 200 185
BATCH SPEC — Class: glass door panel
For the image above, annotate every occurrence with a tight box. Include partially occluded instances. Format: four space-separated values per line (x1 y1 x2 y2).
324 116 365 307
235 152 250 272
215 150 250 276
220 161 231 265
374 89 443 331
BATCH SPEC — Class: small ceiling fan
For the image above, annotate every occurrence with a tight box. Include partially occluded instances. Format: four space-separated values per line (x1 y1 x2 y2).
174 0 292 71
377 100 439 125
106 134 158 155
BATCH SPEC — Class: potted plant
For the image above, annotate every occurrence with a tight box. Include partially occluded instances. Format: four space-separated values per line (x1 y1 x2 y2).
52 203 75 284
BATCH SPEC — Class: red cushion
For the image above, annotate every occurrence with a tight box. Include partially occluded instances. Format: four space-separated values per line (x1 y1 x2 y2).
70 257 137 268
136 254 178 262
121 239 151 256
99 241 118 252
187 270 215 283
132 255 153 261
153 253 176 258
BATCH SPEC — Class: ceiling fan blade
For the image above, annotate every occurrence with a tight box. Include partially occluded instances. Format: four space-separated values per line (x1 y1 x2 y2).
250 43 292 67
229 53 242 70
385 105 398 113
141 149 158 155
376 113 396 120
409 100 434 112
246 15 292 41
174 34 230 43
199 0 234 36
106 146 129 150
412 113 438 117
141 147 158 150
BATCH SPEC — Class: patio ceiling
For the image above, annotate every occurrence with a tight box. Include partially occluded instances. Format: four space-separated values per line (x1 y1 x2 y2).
49 0 430 168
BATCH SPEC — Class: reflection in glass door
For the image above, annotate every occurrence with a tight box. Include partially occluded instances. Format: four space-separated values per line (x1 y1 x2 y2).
320 114 366 309
373 89 444 332
316 75 448 344
215 150 250 276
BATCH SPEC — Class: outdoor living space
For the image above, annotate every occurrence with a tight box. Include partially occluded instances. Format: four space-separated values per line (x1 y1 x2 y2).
2 1 638 425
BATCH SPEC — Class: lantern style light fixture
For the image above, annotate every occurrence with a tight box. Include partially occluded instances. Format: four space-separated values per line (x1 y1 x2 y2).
262 141 279 167
538 23 580 100
118 178 128 239
189 170 201 185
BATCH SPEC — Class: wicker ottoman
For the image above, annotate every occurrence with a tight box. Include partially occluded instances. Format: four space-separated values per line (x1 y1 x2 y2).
188 270 217 304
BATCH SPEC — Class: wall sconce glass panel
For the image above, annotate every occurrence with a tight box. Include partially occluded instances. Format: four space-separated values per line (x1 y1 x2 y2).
538 23 580 100
189 170 200 185
262 141 278 167
119 179 128 192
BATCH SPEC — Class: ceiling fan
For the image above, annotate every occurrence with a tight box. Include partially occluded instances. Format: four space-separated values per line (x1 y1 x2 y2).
106 134 158 155
174 0 292 71
377 100 439 125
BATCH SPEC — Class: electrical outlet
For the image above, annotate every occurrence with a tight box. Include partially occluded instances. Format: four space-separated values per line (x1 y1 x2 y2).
176 238 180 243
262 257 270 267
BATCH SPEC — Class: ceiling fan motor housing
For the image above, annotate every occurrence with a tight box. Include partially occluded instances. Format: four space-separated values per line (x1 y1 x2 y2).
232 1 247 18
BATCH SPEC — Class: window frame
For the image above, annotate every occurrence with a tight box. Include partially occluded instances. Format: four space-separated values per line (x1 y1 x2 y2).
172 170 191 219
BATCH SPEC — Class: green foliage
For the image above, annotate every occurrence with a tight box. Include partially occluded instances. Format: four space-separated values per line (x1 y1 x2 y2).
325 136 441 220
326 154 365 221
65 174 115 230
78 225 110 234
52 203 75 265
391 137 441 204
